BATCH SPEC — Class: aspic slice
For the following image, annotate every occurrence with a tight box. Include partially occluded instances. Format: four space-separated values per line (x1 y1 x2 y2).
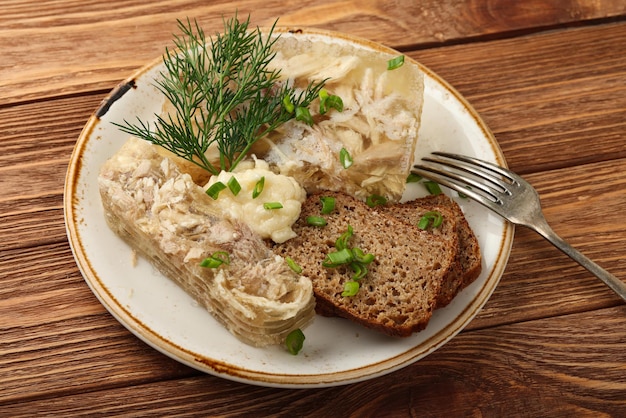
256 31 424 202
98 138 315 347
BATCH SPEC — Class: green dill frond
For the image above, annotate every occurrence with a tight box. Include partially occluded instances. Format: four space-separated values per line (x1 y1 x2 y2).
115 14 326 175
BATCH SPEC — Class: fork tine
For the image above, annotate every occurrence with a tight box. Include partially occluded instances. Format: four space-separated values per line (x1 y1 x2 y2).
431 152 520 185
411 163 503 206
411 151 520 209
423 156 510 195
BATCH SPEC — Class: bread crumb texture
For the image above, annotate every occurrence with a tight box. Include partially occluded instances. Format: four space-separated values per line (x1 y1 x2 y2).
273 191 460 337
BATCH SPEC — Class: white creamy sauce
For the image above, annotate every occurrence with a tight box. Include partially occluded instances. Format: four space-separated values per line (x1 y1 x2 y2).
204 159 306 244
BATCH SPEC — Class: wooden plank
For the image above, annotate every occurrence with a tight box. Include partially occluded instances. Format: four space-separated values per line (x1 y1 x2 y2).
0 94 97 250
0 242 197 404
413 22 626 174
0 95 96 172
2 305 625 415
0 196 65 252
1 0 624 105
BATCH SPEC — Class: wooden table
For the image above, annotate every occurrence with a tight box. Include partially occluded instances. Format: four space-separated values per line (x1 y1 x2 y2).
2 1 626 416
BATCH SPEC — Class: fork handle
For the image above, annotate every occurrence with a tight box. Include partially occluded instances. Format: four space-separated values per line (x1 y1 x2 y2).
531 220 626 303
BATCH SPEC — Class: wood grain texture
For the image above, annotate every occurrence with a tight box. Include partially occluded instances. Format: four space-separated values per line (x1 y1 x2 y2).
2 1 626 415
0 244 196 405
1 0 624 105
470 158 626 329
2 306 625 416
413 22 626 174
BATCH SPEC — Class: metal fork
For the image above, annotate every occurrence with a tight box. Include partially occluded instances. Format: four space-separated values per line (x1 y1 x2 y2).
412 151 626 302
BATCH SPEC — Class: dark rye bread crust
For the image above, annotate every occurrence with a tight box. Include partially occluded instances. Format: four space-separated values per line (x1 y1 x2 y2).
422 194 482 289
272 191 457 337
381 200 462 307
380 194 482 307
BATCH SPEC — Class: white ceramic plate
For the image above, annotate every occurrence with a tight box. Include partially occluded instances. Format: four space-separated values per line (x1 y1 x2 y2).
64 29 513 388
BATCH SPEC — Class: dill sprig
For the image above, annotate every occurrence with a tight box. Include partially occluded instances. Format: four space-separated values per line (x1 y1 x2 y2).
116 15 325 175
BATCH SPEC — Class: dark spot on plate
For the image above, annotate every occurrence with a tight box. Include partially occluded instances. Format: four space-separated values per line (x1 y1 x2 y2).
96 79 137 118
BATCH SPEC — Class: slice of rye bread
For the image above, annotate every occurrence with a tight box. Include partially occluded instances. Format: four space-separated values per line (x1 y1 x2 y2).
380 194 482 307
272 191 458 337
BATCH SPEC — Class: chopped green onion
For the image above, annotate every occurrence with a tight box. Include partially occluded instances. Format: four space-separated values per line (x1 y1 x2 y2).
227 176 241 196
458 186 471 199
320 196 336 214
353 247 375 264
252 176 265 199
205 181 226 200
350 262 369 281
418 211 443 230
285 328 305 355
326 94 344 112
335 225 354 250
295 106 314 126
424 180 442 196
282 94 295 113
339 147 353 169
366 194 387 208
263 201 283 210
387 55 405 70
200 251 230 268
199 258 223 268
306 216 327 227
322 226 375 297
318 89 329 114
406 173 422 183
342 280 360 297
319 89 344 114
285 257 302 274
323 248 354 267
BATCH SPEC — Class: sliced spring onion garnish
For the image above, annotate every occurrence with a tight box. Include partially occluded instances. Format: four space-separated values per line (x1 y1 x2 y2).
227 176 241 196
342 281 360 297
199 251 230 268
205 181 227 200
319 89 344 114
306 216 327 227
282 94 295 113
318 89 329 114
322 248 354 267
285 257 302 274
322 226 375 297
458 186 472 199
366 194 387 208
424 180 442 196
350 262 368 281
418 210 443 230
285 328 305 355
335 225 354 251
406 172 422 183
326 94 344 113
353 247 375 264
200 258 223 268
387 55 405 70
295 106 314 126
339 147 353 169
252 176 265 199
263 201 283 210
320 196 336 214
